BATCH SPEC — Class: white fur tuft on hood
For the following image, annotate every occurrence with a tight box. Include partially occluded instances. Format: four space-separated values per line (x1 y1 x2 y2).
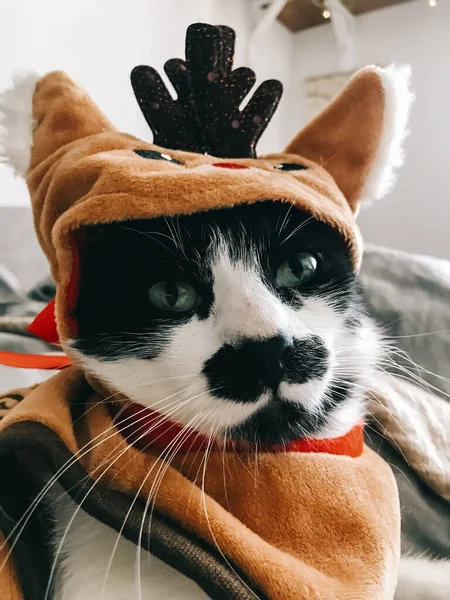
358 64 413 204
0 71 41 178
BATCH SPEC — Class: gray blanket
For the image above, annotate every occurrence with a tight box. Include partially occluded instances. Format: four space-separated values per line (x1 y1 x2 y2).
0 270 53 389
1 245 449 559
362 245 450 559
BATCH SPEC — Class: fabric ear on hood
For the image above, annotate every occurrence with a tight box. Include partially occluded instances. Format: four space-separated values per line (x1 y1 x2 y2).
30 71 116 168
285 65 413 212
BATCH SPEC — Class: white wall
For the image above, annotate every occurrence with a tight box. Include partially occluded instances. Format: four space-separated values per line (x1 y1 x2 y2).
0 0 293 207
293 0 450 259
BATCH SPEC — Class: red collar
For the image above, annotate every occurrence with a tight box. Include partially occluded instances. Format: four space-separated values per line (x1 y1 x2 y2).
112 401 364 457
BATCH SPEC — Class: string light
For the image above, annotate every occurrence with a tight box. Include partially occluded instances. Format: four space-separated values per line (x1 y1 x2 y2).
322 8 331 18
429 0 437 6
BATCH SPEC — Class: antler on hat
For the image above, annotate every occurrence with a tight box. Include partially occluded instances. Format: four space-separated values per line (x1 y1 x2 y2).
131 23 283 157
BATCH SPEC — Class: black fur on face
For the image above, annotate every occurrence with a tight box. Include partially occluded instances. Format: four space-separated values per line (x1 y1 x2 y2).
72 201 372 445
202 336 329 404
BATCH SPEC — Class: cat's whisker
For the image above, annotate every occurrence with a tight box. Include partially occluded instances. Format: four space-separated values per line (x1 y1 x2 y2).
364 422 416 483
0 382 202 569
279 215 316 247
386 329 450 339
72 373 198 426
173 386 225 491
136 415 211 597
199 418 261 599
122 415 212 600
59 388 208 503
138 405 220 593
378 359 450 400
119 225 178 256
382 347 450 387
370 368 446 425
96 386 224 596
43 393 211 599
277 201 294 236
366 409 412 468
145 405 219 562
46 392 210 598
221 427 233 512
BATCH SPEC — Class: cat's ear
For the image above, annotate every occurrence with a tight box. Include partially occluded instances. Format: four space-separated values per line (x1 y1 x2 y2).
285 65 413 212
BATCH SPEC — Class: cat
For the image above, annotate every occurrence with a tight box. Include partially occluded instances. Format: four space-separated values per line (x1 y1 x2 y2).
72 201 373 446
43 200 448 599
1 63 447 599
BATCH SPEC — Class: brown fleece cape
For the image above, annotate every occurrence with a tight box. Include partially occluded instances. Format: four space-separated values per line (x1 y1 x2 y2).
0 23 404 600
0 369 399 600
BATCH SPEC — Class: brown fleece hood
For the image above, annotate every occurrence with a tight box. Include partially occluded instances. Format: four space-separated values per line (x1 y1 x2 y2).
23 32 411 344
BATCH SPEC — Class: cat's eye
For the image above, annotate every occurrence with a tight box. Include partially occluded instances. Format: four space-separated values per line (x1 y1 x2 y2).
148 281 199 313
134 149 183 165
276 253 318 288
274 163 307 171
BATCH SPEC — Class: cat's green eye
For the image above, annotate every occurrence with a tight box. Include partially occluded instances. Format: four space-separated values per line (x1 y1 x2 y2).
148 281 199 313
276 253 318 288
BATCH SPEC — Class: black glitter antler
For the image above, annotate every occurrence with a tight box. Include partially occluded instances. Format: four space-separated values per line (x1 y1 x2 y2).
131 23 283 158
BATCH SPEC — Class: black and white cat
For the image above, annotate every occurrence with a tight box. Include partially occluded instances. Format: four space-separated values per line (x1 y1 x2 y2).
49 201 445 600
52 201 374 599
1 71 449 600
73 202 372 446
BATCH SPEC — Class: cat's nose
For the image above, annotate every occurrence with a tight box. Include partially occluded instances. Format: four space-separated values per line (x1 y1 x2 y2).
242 336 292 390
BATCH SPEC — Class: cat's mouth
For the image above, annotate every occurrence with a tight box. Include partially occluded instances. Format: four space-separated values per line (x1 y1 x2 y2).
221 377 355 446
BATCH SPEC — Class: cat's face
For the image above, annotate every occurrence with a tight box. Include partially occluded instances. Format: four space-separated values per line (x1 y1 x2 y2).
71 201 379 446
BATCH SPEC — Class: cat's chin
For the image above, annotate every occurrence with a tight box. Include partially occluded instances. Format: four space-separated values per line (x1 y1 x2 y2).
226 394 364 446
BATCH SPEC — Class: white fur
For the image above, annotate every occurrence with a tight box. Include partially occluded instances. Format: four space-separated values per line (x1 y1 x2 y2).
212 251 295 339
0 71 41 177
50 487 207 600
279 377 331 411
71 249 377 440
395 557 450 600
79 352 270 432
357 64 413 204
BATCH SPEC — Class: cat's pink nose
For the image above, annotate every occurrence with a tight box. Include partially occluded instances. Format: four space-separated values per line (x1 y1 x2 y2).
212 163 249 169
